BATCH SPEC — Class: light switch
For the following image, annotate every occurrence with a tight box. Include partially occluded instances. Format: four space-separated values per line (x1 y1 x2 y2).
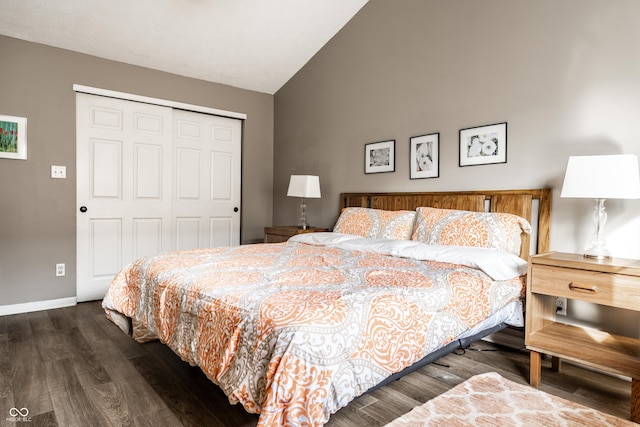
51 165 66 179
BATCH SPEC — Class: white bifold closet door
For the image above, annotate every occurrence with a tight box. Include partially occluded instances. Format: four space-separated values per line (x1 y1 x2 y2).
76 93 241 302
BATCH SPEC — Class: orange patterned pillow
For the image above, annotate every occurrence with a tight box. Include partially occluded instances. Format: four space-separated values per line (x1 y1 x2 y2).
333 208 417 240
411 207 531 255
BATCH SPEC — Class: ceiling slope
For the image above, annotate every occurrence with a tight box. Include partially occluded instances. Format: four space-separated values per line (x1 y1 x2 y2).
0 0 368 94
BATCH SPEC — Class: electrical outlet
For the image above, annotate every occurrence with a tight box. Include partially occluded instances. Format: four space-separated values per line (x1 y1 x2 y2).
556 297 567 316
56 263 65 277
51 165 66 179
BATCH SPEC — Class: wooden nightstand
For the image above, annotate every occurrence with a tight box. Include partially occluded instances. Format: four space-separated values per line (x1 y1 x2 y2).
525 251 640 422
264 226 329 243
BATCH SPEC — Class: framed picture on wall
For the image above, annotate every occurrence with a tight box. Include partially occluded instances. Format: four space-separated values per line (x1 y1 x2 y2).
365 140 395 174
0 114 27 160
459 122 507 167
410 133 439 179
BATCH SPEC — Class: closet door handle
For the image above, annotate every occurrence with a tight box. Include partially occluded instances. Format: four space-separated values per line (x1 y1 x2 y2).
233 207 239 212
79 206 88 213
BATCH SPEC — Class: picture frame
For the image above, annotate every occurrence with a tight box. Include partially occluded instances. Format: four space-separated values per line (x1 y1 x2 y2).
410 133 439 179
459 122 507 167
0 114 27 160
365 140 395 174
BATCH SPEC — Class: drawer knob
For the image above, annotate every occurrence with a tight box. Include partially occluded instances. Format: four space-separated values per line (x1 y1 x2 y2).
568 282 597 294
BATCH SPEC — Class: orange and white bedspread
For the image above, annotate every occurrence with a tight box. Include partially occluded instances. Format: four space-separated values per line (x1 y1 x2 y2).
102 233 527 427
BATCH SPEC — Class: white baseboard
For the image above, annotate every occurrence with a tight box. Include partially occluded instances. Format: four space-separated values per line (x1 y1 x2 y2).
0 297 77 316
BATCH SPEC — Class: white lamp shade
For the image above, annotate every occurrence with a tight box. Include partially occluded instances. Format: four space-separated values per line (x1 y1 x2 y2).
287 175 321 198
560 154 640 199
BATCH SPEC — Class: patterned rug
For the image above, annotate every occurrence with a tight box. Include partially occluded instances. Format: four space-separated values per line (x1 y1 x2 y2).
384 372 636 426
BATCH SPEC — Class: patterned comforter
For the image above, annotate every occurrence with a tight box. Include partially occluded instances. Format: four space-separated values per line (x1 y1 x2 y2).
102 233 527 427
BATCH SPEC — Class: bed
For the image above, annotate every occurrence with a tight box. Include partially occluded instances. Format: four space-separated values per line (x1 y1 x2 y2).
102 189 551 427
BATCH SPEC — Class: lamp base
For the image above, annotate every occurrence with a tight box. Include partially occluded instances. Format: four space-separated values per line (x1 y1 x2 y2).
583 247 612 260
583 198 612 260
298 198 308 230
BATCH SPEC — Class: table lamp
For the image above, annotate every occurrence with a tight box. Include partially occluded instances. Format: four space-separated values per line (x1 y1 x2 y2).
287 175 321 230
560 154 640 259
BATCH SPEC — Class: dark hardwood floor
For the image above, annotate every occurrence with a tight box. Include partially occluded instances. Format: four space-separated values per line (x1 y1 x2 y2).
0 302 632 426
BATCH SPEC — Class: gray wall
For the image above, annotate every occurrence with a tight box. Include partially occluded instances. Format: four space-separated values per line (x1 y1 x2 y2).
0 36 273 307
274 0 640 335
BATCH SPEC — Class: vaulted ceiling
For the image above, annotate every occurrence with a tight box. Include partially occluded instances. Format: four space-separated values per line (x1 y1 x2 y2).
0 0 368 94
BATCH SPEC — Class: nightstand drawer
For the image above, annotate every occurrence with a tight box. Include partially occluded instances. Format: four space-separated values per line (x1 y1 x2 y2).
530 264 640 310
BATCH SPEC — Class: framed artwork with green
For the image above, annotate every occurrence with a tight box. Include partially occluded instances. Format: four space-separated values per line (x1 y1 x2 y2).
0 114 27 160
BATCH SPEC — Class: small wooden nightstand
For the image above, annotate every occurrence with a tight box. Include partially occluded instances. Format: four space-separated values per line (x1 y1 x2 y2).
525 251 640 422
264 226 329 243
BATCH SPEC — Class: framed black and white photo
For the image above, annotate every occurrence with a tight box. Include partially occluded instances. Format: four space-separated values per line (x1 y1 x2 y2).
365 140 395 174
459 122 507 167
410 133 439 179
0 114 27 160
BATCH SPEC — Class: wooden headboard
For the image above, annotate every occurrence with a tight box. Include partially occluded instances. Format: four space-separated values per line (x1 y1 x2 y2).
339 189 551 260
